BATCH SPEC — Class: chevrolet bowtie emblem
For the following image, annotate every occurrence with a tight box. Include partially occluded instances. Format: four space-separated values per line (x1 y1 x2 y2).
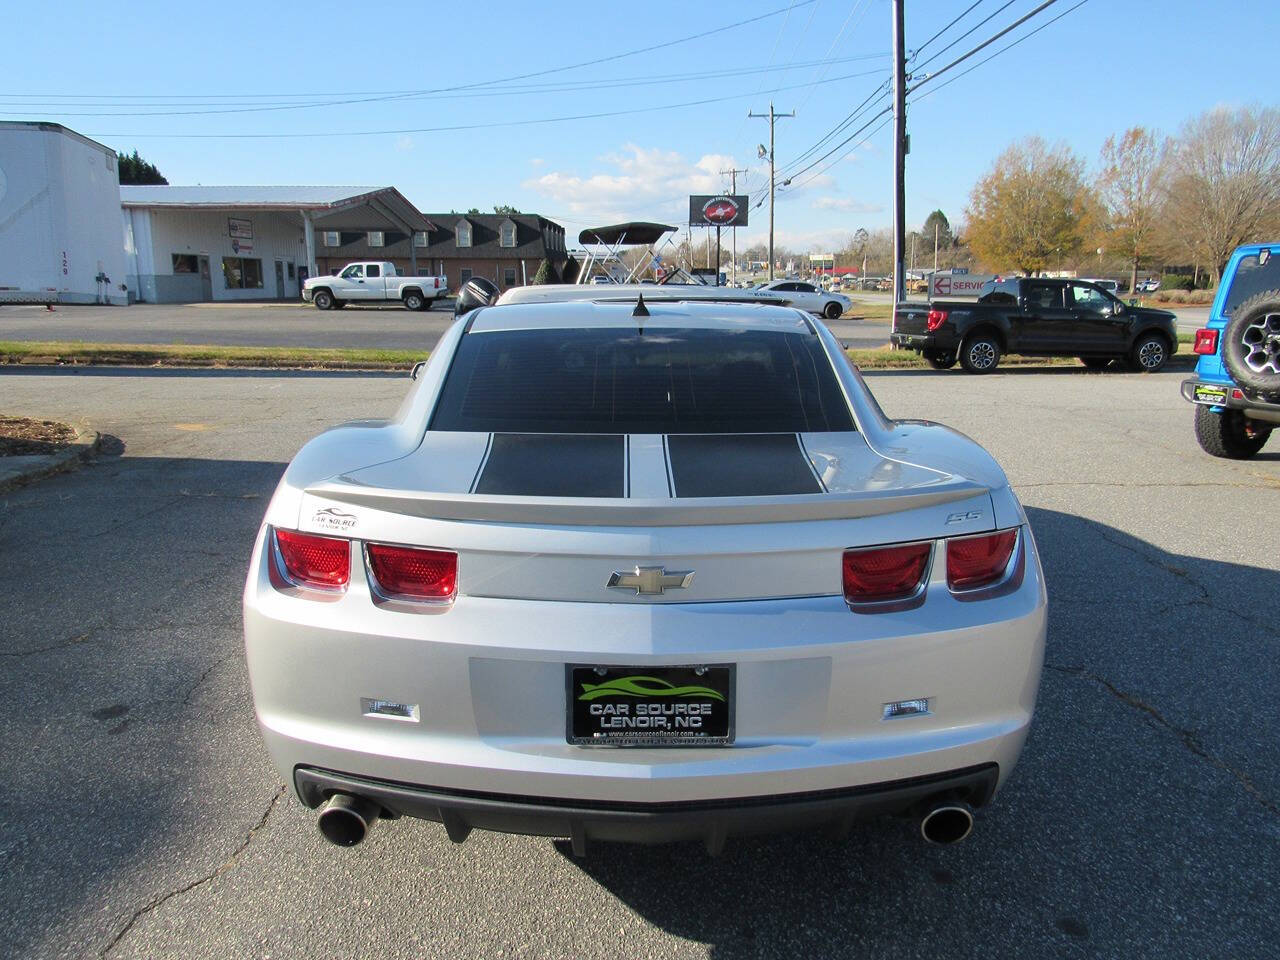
607 566 695 596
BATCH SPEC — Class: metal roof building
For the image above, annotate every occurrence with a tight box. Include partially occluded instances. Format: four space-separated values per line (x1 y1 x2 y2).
121 185 435 303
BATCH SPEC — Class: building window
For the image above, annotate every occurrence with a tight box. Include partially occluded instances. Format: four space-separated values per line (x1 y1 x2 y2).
500 220 517 248
287 262 295 279
172 254 198 273
456 220 472 248
413 231 429 247
417 267 431 276
222 257 263 289
460 268 473 284
503 267 517 286
368 231 385 247
323 231 340 247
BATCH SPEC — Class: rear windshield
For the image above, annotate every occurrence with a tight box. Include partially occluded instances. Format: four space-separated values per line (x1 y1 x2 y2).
430 327 855 434
1223 251 1280 316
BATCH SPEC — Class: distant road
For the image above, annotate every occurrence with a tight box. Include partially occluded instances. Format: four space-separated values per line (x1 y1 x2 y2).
0 302 898 351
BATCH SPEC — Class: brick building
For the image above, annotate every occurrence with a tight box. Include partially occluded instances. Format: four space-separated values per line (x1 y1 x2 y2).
314 212 568 291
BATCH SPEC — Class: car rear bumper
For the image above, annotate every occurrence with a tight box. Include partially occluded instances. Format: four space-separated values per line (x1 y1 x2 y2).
890 332 958 351
1181 378 1280 420
295 762 999 853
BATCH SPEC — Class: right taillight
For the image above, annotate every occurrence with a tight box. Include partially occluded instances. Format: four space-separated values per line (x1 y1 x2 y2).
272 528 350 590
842 542 932 603
366 543 457 602
926 308 948 331
1193 328 1218 354
946 530 1018 591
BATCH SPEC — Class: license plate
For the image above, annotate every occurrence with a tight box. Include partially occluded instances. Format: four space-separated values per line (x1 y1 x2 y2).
566 665 735 746
1193 384 1228 404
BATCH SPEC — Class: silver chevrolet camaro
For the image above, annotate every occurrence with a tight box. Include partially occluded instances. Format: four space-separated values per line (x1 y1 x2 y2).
243 287 1047 853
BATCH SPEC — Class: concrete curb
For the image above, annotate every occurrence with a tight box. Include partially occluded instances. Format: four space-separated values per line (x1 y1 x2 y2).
0 426 103 493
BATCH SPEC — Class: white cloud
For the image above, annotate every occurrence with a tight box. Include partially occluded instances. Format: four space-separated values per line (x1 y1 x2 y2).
394 135 414 153
523 144 739 224
812 196 884 214
529 157 545 167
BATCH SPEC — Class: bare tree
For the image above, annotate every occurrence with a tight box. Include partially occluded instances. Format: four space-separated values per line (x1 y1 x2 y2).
1162 106 1280 283
1097 128 1169 293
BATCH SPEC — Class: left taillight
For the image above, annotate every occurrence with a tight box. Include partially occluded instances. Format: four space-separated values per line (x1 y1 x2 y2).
366 543 457 602
272 528 350 590
1193 328 1218 355
843 542 932 603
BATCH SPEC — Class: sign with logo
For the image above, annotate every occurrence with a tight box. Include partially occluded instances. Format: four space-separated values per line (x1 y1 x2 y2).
231 238 254 254
567 665 734 746
229 218 253 240
931 271 994 299
689 194 748 227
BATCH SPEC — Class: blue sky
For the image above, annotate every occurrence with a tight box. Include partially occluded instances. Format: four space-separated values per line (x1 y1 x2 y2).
7 0 1278 252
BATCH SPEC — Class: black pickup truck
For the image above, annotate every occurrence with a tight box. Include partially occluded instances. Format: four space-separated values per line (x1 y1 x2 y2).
891 277 1179 373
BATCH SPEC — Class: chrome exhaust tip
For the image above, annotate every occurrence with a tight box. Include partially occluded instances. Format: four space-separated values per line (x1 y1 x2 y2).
317 793 382 847
920 802 974 845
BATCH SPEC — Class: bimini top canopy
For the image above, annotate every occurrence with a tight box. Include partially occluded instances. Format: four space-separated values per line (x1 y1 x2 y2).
577 222 676 246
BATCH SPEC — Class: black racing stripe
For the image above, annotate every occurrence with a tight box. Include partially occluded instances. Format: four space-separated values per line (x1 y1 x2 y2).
667 434 823 498
475 434 625 498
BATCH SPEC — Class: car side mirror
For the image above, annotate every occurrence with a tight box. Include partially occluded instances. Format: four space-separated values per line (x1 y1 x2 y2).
454 277 501 317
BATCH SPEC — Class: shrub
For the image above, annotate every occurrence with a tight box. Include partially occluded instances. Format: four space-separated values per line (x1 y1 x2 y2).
531 259 555 285
1163 273 1195 292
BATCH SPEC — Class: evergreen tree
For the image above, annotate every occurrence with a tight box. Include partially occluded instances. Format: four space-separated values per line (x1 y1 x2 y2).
117 150 168 185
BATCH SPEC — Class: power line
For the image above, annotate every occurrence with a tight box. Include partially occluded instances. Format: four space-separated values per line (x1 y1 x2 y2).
912 0 1018 72
909 0 1063 93
911 0 1089 101
84 69 878 140
909 0 984 60
7 1 818 118
2 54 891 116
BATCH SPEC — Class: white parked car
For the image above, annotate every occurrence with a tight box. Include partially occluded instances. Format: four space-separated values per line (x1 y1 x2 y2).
243 291 1047 853
303 261 448 311
754 279 851 319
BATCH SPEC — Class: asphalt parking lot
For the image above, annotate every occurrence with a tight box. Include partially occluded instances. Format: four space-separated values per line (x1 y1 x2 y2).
0 301 900 351
2 363 1277 959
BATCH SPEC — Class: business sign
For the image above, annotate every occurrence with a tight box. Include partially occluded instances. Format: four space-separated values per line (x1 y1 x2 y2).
231 238 254 254
228 218 253 240
931 271 994 299
689 195 748 227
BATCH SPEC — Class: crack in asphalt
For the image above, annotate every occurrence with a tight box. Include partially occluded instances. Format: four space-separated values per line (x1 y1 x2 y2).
0 630 96 657
180 653 233 707
99 783 286 958
1093 527 1280 641
1047 663 1278 817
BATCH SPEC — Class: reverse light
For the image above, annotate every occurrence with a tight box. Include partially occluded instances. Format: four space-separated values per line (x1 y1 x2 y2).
1193 328 1218 355
366 543 457 602
946 529 1018 591
273 529 350 590
926 308 948 331
842 542 932 603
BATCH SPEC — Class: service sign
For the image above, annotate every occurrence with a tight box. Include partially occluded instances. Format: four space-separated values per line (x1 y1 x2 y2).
931 272 994 299
689 195 748 228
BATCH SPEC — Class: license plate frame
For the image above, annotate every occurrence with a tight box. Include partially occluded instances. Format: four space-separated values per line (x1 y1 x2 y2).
566 665 735 747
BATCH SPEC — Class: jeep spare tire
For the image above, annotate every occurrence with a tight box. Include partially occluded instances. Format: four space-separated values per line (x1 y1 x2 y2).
1222 289 1280 396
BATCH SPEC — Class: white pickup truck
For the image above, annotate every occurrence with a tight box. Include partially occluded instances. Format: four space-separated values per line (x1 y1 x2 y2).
303 262 448 311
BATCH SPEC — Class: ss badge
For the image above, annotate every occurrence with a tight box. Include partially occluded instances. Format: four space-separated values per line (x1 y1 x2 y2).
945 510 984 524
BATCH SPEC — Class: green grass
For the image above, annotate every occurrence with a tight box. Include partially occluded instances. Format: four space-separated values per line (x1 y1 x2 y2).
0 333 1197 373
0 341 427 370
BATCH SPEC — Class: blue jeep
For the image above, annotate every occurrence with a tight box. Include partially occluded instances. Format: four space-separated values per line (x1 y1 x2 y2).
1181 243 1280 458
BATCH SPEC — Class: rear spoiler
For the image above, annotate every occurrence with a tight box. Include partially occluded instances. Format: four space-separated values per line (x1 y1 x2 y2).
304 479 990 527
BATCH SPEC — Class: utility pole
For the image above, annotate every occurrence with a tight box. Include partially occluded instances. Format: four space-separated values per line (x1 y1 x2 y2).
749 101 794 281
720 166 748 286
891 0 908 303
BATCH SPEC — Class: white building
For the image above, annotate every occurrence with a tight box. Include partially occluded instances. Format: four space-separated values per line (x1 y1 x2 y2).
121 185 433 303
0 122 128 305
